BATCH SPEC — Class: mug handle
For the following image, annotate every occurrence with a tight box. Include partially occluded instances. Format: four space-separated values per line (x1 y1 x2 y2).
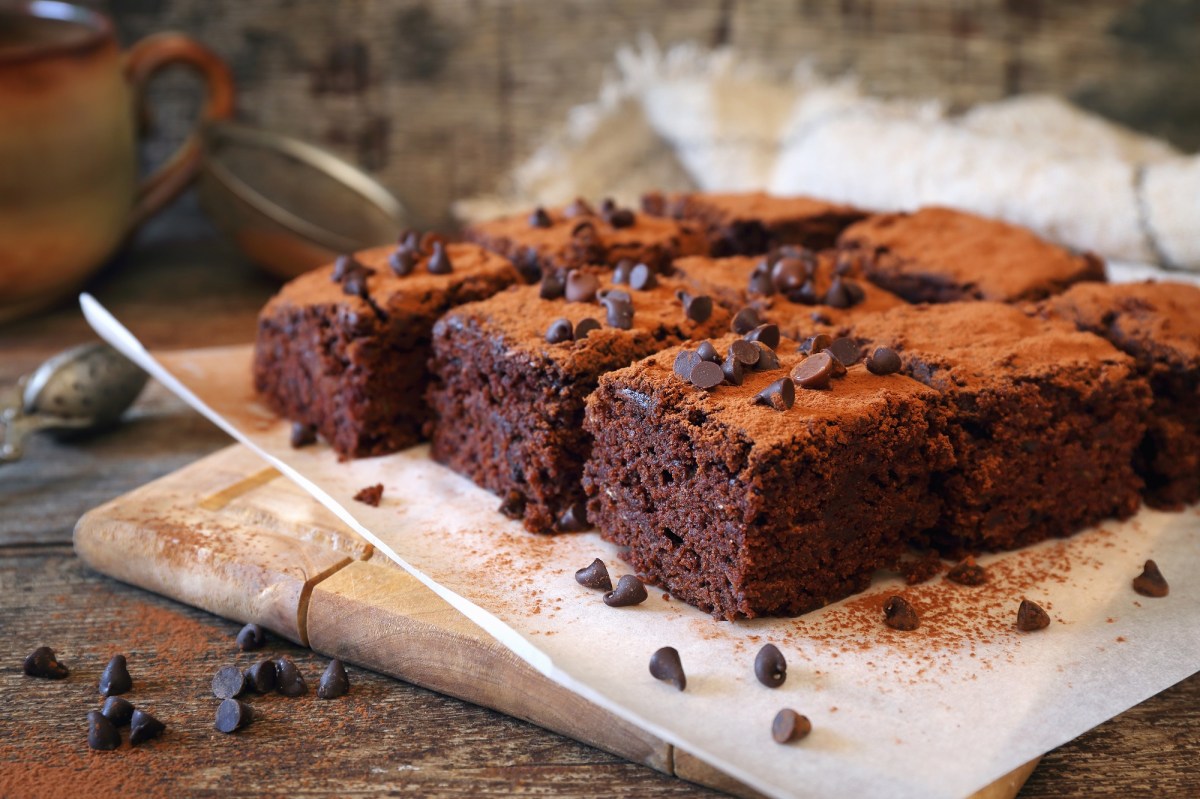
123 33 236 233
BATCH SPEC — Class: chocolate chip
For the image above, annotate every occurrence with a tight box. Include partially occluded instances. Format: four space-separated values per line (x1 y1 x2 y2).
565 197 594 218
866 346 902 376
629 263 657 290
331 253 355 282
129 709 165 745
290 422 316 449
791 352 835 390
722 352 745 386
799 333 832 354
689 360 725 390
1016 599 1051 631
683 294 714 323
696 341 720 363
828 337 862 366
236 623 266 652
744 323 780 350
546 318 574 344
753 343 781 371
570 219 597 238
828 353 847 378
341 262 374 299
87 710 120 751
565 270 599 303
754 644 787 688
601 293 634 330
946 557 987 586
539 270 565 300
810 311 832 325
600 197 616 214
575 318 602 339
673 349 701 380
529 206 552 228
244 659 278 694
576 558 613 591
844 279 865 304
99 654 132 697
101 696 134 727
212 665 246 700
1133 559 1168 597
275 656 308 697
772 709 812 743
731 307 761 334
400 231 421 251
613 259 635 284
883 595 919 630
771 257 808 293
317 659 350 699
754 378 795 411
606 208 636 228
649 646 686 691
389 245 417 276
748 264 775 296
427 241 453 274
516 247 542 283
824 276 853 308
23 646 68 679
558 502 589 531
214 698 253 734
789 279 819 305
729 339 761 366
604 574 648 607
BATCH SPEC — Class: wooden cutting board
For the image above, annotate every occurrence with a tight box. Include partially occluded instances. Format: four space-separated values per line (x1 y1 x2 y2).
73 443 1038 799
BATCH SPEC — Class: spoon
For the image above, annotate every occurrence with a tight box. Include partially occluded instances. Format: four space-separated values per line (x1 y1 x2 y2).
1 342 148 462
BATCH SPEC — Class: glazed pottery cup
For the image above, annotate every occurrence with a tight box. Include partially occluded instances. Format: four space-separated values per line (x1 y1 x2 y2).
0 0 235 322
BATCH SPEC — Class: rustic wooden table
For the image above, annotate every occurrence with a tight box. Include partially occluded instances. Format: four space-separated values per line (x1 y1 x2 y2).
1 234 1197 797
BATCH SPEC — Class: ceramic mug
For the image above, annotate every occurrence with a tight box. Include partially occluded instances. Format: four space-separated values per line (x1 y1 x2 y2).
0 0 234 322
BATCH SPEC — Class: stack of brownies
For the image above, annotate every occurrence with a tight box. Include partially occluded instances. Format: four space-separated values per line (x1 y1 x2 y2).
253 192 1200 620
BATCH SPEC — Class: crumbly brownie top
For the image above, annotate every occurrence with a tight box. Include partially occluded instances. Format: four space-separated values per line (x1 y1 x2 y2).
848 302 1134 391
262 242 519 321
1039 281 1200 371
599 333 939 452
648 191 865 229
839 207 1104 302
464 200 706 274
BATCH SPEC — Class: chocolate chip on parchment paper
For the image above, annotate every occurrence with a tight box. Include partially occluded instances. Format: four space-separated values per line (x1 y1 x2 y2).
649 646 686 691
883 596 920 631
755 644 787 688
214 699 253 734
290 422 317 449
212 665 246 700
1133 559 1169 598
946 557 987 586
604 575 648 607
317 659 350 700
101 696 134 727
87 710 120 751
575 558 613 591
557 502 589 532
99 654 132 697
275 656 308 697
237 623 266 652
23 646 69 679
772 709 812 744
129 708 166 745
1016 599 1051 631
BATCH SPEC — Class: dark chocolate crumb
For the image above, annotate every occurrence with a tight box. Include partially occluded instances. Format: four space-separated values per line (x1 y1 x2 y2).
528 206 553 228
212 665 246 700
790 352 835 390
649 646 686 691
546 318 574 344
883 596 920 631
575 558 613 591
290 422 317 449
317 659 350 699
604 575 649 607
866 346 902 376
1133 559 1168 597
754 378 795 411
353 483 384 507
1016 599 1051 631
754 644 787 688
129 709 165 745
99 654 132 697
87 710 120 751
23 646 69 679
946 557 987 586
574 318 602 340
101 696 134 727
772 709 812 743
214 698 253 734
236 623 266 652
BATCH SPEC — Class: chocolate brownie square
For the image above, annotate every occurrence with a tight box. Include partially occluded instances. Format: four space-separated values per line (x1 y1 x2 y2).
643 191 868 255
672 249 906 339
1039 280 1200 509
427 273 731 533
464 199 707 278
849 302 1151 553
254 241 520 458
583 334 953 620
838 207 1106 303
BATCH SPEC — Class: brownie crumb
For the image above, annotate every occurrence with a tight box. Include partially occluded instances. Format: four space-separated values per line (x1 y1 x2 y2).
883 596 920 631
353 484 384 507
899 551 944 585
23 646 69 679
1133 559 1169 598
772 709 812 744
649 647 686 691
1016 599 1051 631
946 556 988 586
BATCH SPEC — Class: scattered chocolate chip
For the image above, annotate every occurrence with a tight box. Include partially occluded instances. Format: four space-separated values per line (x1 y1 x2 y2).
772 709 812 744
866 346 902 376
212 665 246 700
823 276 853 308
575 317 602 340
244 659 278 694
844 279 865 304
629 263 657 290
546 318 574 344
883 595 920 631
753 343 781 371
683 293 714 323
101 696 134 727
613 259 635 284
729 339 761 366
689 360 725 390
791 352 835 390
771 257 808 294
799 333 832 354
317 659 350 700
731 307 761 334
539 270 565 300
754 644 787 688
789 279 820 305
331 253 355 282
575 558 613 591
696 341 720 363
389 245 417 276
649 646 686 691
516 247 542 283
400 231 421 251
754 378 795 411
129 709 165 745
607 208 636 228
565 197 594 218
828 337 862 366
744 323 780 350
427 241 453 274
673 349 701 380
828 353 847 378
1133 559 1169 597
340 262 373 299
748 264 775 296
604 575 648 607
1016 599 1051 631
237 623 266 652
353 483 384 507
528 206 553 228
946 557 987 586
565 270 599 303
558 502 589 532
722 352 745 386
290 422 316 449
601 293 634 329
23 646 68 679
214 698 253 734
99 654 132 697
275 656 308 697
87 710 120 751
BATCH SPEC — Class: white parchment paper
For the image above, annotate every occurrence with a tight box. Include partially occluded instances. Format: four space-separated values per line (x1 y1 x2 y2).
82 290 1199 799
